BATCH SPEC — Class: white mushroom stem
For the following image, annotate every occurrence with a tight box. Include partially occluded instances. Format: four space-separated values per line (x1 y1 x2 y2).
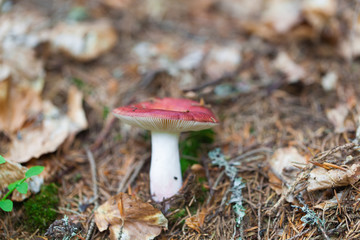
150 131 183 202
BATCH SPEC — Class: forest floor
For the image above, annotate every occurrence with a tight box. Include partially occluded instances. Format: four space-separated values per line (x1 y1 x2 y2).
1 0 360 239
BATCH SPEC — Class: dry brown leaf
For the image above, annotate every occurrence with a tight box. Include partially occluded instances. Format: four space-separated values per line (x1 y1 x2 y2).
302 0 336 30
0 44 45 134
269 147 308 185
0 85 42 133
313 192 342 210
94 192 168 240
2 47 45 90
307 164 360 192
321 71 337 91
219 0 263 20
102 0 131 9
203 45 242 80
262 0 302 34
67 86 88 132
5 87 87 163
269 147 307 201
0 159 26 190
339 15 360 59
0 5 48 50
267 170 283 195
274 52 306 83
326 104 355 133
48 20 118 61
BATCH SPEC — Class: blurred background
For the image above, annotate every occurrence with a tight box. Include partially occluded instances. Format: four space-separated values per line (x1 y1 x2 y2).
1 0 360 239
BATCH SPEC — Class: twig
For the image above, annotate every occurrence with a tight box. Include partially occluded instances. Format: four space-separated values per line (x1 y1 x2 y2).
265 165 312 216
201 156 213 196
318 224 331 240
230 147 272 164
285 228 311 240
312 142 356 163
266 142 358 215
117 153 150 193
206 171 225 206
258 177 263 240
85 148 99 240
90 115 116 151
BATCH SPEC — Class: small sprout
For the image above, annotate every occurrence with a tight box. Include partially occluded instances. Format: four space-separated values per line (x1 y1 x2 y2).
0 155 6 164
0 155 44 212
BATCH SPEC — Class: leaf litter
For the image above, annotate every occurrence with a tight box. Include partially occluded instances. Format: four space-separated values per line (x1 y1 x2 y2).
94 192 168 240
2 0 360 239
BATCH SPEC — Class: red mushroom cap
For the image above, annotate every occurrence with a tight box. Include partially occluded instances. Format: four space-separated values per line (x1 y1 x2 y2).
113 98 218 132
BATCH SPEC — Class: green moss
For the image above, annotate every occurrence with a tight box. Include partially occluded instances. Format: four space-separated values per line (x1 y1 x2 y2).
180 129 215 173
102 106 110 120
170 208 187 221
24 183 59 233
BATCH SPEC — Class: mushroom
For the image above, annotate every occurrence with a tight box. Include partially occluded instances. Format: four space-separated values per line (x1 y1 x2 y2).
113 98 218 202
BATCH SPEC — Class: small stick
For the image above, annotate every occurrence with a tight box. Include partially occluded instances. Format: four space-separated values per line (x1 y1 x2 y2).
265 166 312 216
201 156 213 196
285 228 311 240
119 155 148 193
90 116 116 151
318 224 331 240
117 154 149 193
206 171 225 206
257 177 263 240
266 142 358 215
85 148 99 240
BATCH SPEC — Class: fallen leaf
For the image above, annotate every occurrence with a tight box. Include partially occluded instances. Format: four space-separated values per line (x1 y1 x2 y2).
0 5 48 50
67 86 88 132
203 45 242 80
262 0 302 34
268 147 308 201
0 47 45 134
5 87 88 163
313 192 342 210
321 71 337 91
269 147 308 185
94 192 168 240
0 159 26 190
302 0 336 30
0 85 42 134
308 164 360 192
326 104 354 133
177 48 205 71
339 14 360 59
274 52 306 83
219 0 263 20
48 20 118 61
101 0 131 9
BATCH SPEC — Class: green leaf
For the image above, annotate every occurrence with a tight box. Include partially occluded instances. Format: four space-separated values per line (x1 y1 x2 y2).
8 179 22 191
0 199 13 212
25 166 44 178
16 182 28 194
0 155 6 164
